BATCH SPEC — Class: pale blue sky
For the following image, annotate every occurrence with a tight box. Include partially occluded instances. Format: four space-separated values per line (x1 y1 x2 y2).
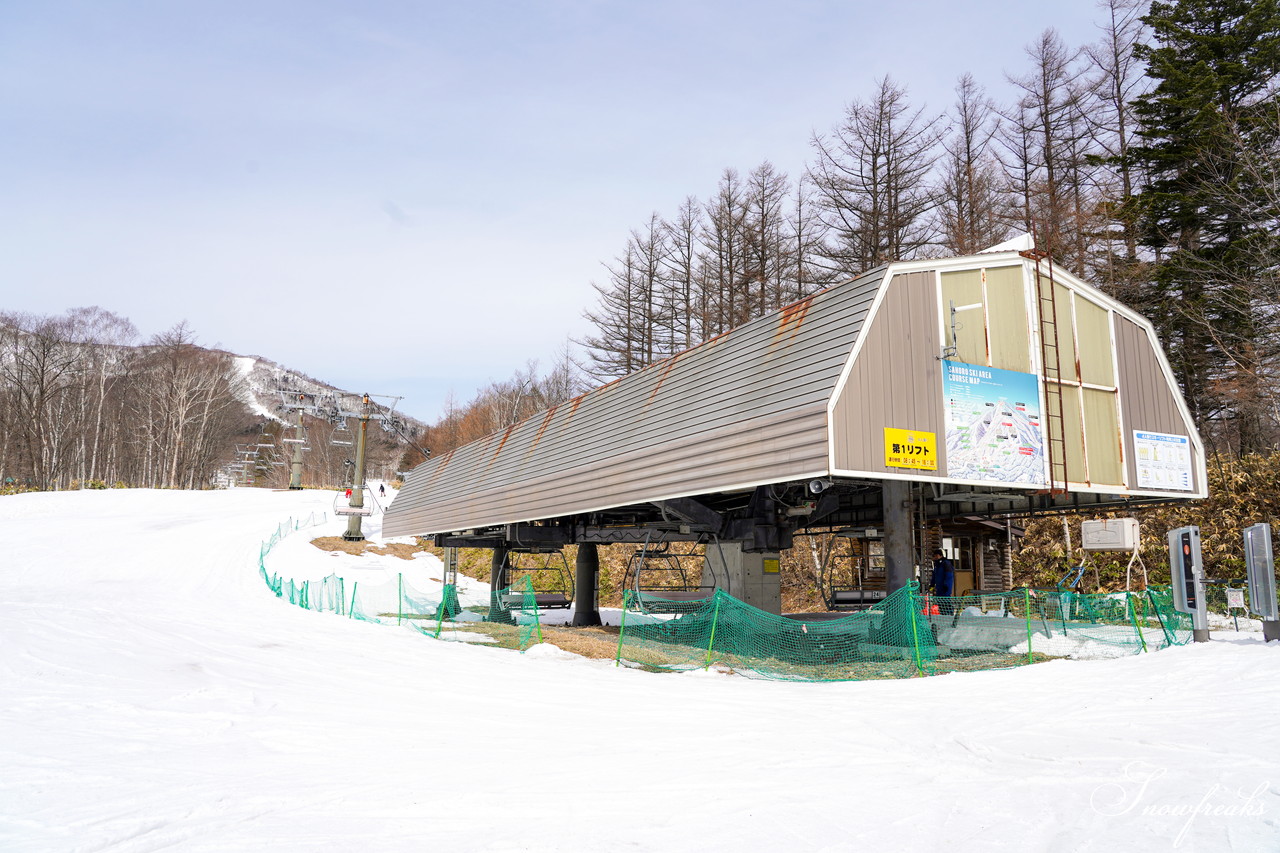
1 1 1113 422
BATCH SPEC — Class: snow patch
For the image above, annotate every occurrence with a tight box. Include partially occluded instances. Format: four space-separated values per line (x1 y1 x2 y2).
522 643 585 661
3 487 1279 852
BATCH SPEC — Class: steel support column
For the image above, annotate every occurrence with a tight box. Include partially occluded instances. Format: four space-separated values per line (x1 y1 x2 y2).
288 407 305 490
341 400 370 542
488 544 513 624
883 480 914 593
571 543 601 627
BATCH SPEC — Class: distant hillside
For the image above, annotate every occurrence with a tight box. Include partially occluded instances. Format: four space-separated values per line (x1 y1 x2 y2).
226 352 429 437
0 309 428 490
214 351 430 489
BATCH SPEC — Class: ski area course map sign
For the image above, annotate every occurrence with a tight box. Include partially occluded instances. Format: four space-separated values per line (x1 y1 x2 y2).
942 360 1046 486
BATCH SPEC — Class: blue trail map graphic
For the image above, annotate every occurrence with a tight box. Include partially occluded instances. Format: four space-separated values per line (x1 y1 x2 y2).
942 360 1047 485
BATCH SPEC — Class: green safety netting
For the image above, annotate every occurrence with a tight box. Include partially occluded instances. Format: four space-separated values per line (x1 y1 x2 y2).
916 586 1193 674
362 576 543 651
614 583 1194 681
258 517 1202 679
257 517 543 651
1199 582 1254 616
616 585 935 680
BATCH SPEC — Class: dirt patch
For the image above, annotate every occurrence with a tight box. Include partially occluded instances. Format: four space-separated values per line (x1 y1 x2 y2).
395 616 621 658
310 536 422 560
538 624 622 659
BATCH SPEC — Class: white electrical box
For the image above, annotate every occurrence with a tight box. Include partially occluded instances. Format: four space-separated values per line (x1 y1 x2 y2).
1081 518 1140 551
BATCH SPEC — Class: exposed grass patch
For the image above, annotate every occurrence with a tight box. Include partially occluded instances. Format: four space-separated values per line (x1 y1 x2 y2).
537 624 622 659
391 609 626 659
311 536 422 560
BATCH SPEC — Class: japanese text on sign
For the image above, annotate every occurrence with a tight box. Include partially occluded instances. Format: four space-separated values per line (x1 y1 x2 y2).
884 428 938 471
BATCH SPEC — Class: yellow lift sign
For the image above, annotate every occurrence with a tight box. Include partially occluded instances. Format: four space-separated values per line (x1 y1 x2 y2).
884 428 937 471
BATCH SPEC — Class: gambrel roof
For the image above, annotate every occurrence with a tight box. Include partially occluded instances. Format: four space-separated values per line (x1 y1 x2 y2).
386 251 1205 538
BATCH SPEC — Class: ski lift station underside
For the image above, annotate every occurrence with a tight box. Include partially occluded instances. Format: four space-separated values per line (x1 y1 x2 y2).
385 239 1207 617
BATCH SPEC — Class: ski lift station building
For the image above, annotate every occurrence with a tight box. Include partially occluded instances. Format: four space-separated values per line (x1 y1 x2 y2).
386 238 1207 617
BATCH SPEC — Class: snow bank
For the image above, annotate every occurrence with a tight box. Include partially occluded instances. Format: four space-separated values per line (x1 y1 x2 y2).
3 487 1279 852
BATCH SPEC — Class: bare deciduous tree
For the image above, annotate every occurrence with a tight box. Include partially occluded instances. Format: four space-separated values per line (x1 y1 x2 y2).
810 76 941 276
1083 0 1151 300
1001 29 1097 273
937 73 1011 255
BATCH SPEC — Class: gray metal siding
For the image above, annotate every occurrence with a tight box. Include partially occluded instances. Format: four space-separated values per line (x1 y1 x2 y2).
385 270 887 537
832 267 1203 497
831 270 946 473
1115 315 1201 494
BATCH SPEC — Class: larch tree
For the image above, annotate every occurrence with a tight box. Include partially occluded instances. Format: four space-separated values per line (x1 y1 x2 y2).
809 76 941 276
786 173 833 302
937 73 1011 255
1001 29 1096 274
580 243 645 379
701 167 753 335
742 161 793 315
661 197 704 352
1083 0 1151 302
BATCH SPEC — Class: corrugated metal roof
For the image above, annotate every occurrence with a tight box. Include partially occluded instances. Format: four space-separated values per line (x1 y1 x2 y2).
384 268 887 537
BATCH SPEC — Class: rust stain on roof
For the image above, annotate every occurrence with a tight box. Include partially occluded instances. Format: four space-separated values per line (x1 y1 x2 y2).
424 450 454 487
561 393 587 429
596 376 624 395
646 352 683 406
771 296 814 350
492 423 517 459
701 329 729 349
527 405 558 454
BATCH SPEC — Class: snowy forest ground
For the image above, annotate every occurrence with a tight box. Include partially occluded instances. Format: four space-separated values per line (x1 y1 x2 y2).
3 487 1278 852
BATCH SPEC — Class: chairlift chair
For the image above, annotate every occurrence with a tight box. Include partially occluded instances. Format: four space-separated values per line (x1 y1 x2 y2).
817 533 888 611
330 422 354 447
623 537 720 614
496 549 574 610
332 485 377 517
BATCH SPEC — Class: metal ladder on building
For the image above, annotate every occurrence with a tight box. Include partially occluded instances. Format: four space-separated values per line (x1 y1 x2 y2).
1023 249 1068 492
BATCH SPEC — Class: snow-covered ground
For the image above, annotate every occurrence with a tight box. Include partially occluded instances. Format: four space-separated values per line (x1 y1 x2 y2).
3 487 1278 852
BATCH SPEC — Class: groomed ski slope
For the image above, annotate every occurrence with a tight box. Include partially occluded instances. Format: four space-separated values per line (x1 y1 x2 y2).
2 487 1278 852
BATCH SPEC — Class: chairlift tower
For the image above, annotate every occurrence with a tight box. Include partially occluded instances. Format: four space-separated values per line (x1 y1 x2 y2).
342 394 373 541
278 392 312 490
336 391 426 541
275 388 427 539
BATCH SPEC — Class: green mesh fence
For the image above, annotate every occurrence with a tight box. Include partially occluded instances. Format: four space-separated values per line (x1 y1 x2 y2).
916 586 1192 673
492 576 544 649
258 516 543 652
357 575 543 651
614 583 1193 681
616 585 935 680
1199 582 1255 623
258 517 1196 678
